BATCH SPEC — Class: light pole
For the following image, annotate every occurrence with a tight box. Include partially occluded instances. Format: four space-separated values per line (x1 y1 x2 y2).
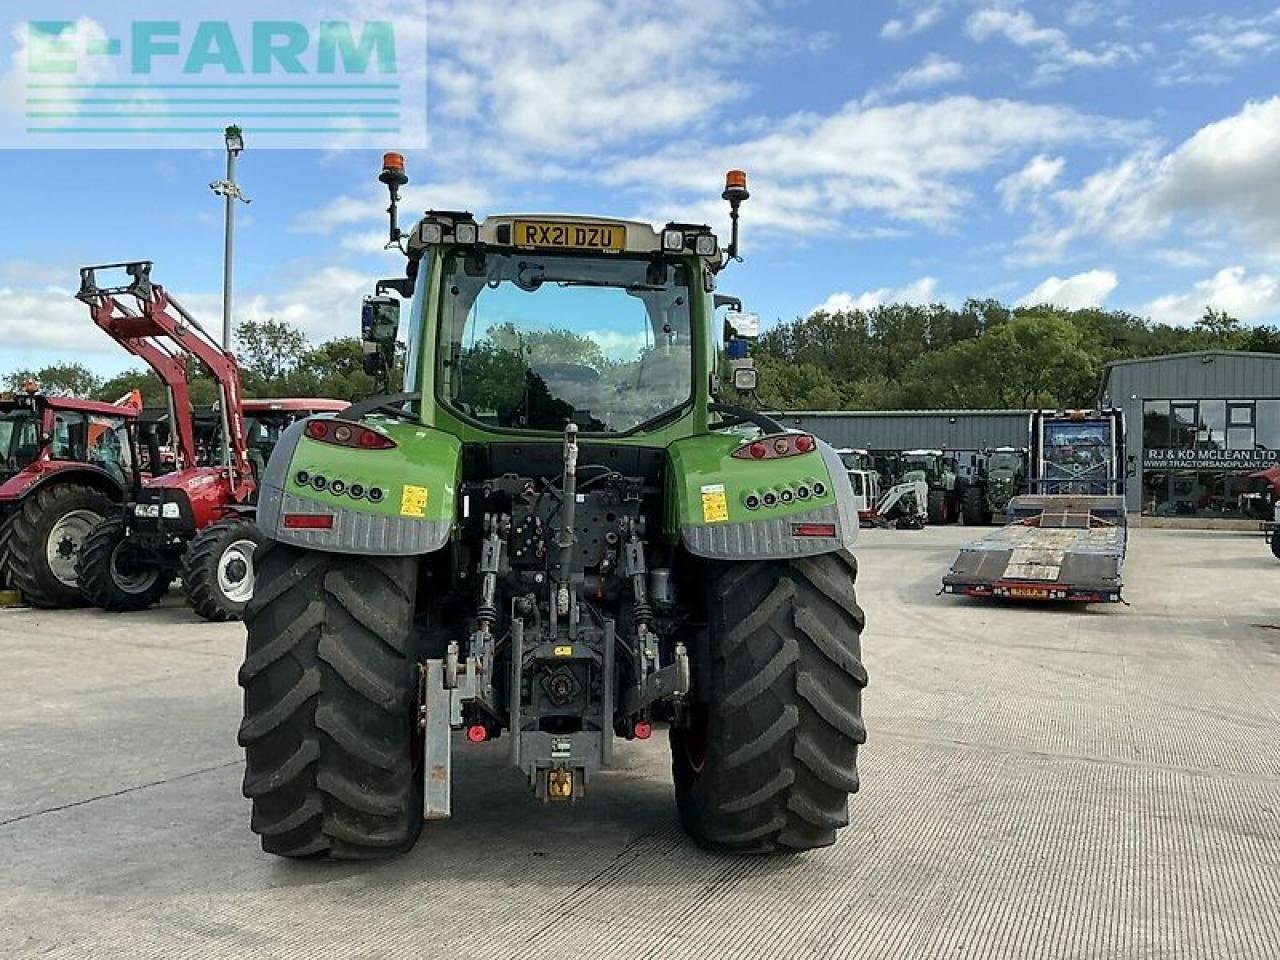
210 124 249 350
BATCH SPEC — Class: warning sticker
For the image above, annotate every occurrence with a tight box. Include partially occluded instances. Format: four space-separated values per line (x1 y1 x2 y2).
400 484 429 518
700 483 729 524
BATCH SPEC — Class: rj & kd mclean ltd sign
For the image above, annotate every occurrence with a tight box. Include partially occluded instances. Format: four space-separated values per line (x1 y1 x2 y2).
1142 448 1280 471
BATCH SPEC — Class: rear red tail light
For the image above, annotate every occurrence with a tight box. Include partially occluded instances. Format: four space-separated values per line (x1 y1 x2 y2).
733 433 818 460
305 418 395 450
283 513 334 530
792 522 837 538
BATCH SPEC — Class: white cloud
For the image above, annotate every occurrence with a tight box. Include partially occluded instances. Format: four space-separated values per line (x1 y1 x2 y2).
882 4 945 40
882 54 966 95
996 153 1065 211
426 0 784 153
1014 96 1280 265
965 6 1143 83
606 96 1133 235
812 277 939 314
1018 269 1118 309
1157 9 1280 85
0 264 377 357
1142 267 1280 327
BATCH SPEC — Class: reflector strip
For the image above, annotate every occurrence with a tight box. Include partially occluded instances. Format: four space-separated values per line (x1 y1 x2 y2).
792 522 837 538
283 513 334 530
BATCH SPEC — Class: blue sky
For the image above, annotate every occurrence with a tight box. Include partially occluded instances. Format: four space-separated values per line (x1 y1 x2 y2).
0 0 1278 378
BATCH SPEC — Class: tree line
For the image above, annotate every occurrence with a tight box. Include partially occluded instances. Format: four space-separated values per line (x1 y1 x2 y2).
7 302 1279 414
750 301 1280 411
4 320 385 405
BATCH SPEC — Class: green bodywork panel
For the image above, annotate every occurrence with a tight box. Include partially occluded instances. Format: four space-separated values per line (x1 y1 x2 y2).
665 434 836 536
283 420 461 524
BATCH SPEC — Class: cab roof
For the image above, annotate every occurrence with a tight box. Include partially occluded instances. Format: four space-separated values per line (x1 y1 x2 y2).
243 398 347 413
0 393 139 418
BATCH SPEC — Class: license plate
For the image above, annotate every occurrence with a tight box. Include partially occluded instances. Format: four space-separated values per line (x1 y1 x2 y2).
1010 586 1049 599
512 220 625 252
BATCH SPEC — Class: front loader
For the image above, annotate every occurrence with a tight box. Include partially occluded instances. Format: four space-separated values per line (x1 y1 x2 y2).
238 158 868 860
73 263 344 621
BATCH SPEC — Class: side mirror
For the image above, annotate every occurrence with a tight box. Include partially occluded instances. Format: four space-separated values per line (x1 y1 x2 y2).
361 295 401 385
724 310 760 342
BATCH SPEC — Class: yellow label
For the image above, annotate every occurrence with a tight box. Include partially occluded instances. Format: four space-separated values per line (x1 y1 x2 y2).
400 484 429 518
553 645 573 657
700 483 729 524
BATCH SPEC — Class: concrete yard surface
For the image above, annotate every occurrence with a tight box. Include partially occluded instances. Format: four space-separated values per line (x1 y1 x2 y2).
1 527 1278 959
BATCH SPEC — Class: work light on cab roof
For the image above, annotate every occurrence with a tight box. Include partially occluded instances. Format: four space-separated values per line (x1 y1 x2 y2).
376 153 750 270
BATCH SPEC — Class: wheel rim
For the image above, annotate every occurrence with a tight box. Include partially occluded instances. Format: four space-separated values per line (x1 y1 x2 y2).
110 540 160 594
217 539 258 603
47 509 102 588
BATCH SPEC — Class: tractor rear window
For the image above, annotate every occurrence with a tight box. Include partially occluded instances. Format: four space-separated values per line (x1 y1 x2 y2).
0 412 40 472
437 253 693 434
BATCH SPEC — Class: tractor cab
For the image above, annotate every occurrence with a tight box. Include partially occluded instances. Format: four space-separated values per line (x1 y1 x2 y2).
901 449 955 485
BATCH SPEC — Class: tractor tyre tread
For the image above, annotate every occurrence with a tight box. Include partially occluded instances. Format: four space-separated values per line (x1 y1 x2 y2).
75 516 172 611
238 541 422 861
10 484 114 608
672 550 867 854
180 518 265 622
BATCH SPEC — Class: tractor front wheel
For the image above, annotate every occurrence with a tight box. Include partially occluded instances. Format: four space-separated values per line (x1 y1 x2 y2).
671 551 867 853
76 517 172 611
239 543 423 860
10 484 114 608
180 519 265 622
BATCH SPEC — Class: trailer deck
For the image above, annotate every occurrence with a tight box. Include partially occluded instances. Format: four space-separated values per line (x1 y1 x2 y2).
942 494 1126 602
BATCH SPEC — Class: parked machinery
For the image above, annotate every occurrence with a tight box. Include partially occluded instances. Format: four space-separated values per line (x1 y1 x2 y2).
72 262 344 621
0 386 141 607
836 447 882 524
962 446 1028 525
901 449 963 524
943 409 1127 604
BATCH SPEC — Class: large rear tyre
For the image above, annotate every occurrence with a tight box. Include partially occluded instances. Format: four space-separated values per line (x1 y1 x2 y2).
926 488 948 525
238 542 422 860
180 519 265 622
671 550 867 854
0 511 15 590
10 484 114 608
962 486 991 526
76 517 172 611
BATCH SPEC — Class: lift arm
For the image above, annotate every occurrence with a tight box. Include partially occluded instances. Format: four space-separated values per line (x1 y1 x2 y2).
77 261 253 502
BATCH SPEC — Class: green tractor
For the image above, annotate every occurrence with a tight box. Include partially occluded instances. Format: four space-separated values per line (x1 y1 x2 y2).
237 159 868 860
963 446 1028 525
901 449 963 525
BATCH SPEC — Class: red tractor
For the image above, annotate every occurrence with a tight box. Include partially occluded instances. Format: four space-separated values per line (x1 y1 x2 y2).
0 386 142 607
72 262 345 621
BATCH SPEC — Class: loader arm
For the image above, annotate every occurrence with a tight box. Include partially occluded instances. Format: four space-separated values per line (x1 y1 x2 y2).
77 261 253 502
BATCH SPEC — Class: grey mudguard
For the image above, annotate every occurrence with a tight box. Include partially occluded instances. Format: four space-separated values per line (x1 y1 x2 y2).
255 419 451 555
680 439 859 561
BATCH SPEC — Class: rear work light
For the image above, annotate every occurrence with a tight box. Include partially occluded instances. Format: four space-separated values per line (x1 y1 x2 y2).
305 419 396 450
732 433 818 460
283 513 334 530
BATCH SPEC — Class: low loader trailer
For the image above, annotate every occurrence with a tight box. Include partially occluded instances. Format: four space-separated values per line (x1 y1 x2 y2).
942 409 1127 604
